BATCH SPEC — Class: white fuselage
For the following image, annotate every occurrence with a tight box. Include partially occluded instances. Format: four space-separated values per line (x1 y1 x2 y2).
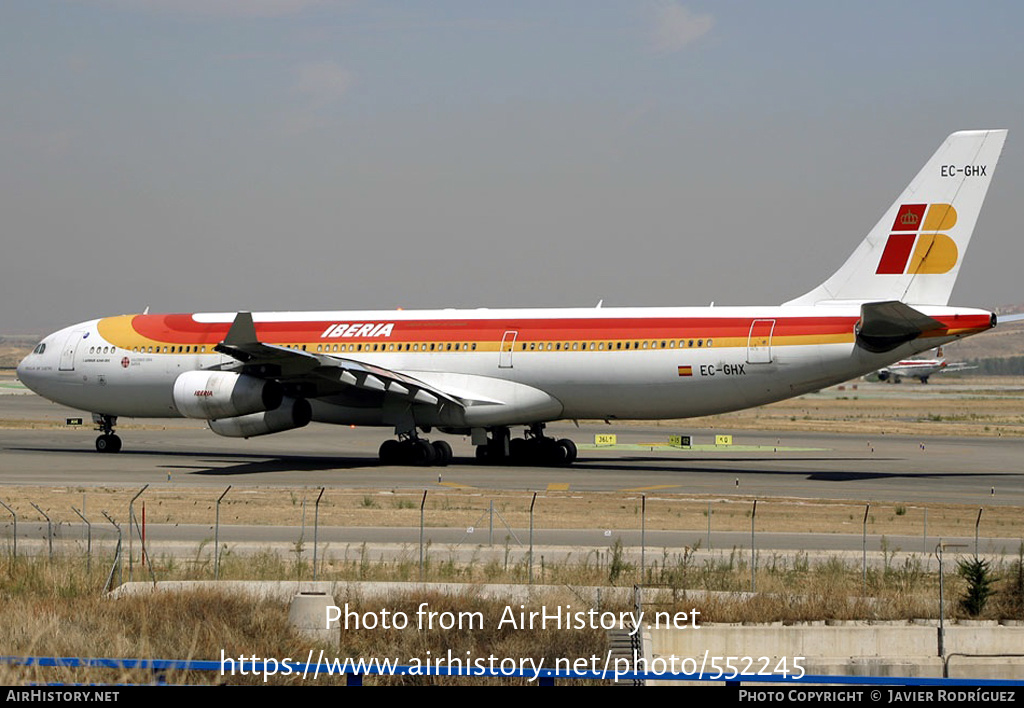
16 304 991 429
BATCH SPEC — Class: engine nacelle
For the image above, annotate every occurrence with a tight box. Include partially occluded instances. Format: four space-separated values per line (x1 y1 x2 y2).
173 371 283 420
208 397 312 438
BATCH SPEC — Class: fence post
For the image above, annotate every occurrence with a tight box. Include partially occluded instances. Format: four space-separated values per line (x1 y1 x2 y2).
0 499 16 558
313 488 325 581
72 506 91 573
29 503 52 560
215 486 231 580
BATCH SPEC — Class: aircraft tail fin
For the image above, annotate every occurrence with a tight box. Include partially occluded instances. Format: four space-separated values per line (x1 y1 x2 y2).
785 130 1007 307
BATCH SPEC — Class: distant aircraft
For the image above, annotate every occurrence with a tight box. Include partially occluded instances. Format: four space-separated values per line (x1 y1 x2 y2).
874 347 976 384
17 130 1008 466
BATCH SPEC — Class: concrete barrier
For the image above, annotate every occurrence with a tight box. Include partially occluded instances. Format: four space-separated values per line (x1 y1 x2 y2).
652 622 1024 681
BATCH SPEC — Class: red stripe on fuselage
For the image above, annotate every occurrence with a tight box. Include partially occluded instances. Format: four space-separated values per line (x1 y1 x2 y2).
125 312 990 345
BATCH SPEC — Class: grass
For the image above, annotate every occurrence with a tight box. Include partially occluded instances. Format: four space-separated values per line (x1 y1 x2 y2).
3 539 1024 685
2 486 1022 540
0 555 609 686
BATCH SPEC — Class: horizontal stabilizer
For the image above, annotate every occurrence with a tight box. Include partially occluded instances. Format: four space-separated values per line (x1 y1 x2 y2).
855 301 944 353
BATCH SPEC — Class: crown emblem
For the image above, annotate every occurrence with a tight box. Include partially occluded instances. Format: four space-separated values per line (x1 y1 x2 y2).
900 212 919 226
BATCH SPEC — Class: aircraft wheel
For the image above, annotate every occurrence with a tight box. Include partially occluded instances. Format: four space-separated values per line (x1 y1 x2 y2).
475 445 489 462
556 438 577 465
541 437 568 466
379 439 402 465
96 434 121 453
411 439 437 466
431 440 453 466
509 437 528 465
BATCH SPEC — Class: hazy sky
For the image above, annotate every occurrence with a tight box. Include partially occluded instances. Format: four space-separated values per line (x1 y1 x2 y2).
3 1 1023 334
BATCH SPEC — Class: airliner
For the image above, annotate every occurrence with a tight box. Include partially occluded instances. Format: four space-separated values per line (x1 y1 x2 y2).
17 130 1007 467
874 347 975 384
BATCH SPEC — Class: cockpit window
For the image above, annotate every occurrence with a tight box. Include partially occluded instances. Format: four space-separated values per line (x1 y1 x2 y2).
33 343 46 354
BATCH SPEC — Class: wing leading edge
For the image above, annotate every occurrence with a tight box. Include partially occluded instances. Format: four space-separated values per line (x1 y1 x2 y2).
214 311 465 410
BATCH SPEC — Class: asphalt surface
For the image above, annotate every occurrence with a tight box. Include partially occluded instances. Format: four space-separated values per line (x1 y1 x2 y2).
1 388 1022 506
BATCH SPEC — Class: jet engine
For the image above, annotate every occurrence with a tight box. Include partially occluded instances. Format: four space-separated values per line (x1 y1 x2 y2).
173 371 283 419
208 397 312 438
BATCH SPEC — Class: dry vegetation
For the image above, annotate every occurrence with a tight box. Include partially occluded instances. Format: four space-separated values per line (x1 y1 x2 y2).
0 336 38 370
0 556 612 685
2 485 1022 539
2 543 1023 685
650 377 1024 437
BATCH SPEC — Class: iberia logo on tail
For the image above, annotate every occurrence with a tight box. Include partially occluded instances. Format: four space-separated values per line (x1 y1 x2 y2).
875 203 958 275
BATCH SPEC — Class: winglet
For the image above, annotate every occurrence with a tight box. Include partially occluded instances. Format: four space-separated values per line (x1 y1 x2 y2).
223 312 258 346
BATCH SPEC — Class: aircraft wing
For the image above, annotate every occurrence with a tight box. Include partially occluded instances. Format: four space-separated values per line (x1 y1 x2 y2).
213 312 465 409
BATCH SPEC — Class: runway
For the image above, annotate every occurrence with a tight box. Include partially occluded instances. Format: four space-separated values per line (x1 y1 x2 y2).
2 390 1023 507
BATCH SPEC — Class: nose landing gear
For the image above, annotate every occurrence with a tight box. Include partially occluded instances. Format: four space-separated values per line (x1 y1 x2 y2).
93 414 122 453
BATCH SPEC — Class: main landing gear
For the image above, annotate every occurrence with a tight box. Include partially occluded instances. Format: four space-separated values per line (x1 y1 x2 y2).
94 414 122 453
476 424 577 467
378 433 453 467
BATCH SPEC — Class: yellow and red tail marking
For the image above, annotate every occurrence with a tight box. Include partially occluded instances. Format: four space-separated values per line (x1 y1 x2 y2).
876 203 959 275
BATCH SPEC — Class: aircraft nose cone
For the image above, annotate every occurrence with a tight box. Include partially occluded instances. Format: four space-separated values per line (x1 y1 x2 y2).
16 354 33 389
15 348 44 394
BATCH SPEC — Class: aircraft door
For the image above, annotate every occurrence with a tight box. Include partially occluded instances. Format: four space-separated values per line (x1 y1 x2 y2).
746 319 775 364
58 330 89 371
499 331 517 368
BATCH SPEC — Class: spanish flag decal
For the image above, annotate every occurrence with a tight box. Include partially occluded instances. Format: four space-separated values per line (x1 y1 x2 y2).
677 365 693 377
